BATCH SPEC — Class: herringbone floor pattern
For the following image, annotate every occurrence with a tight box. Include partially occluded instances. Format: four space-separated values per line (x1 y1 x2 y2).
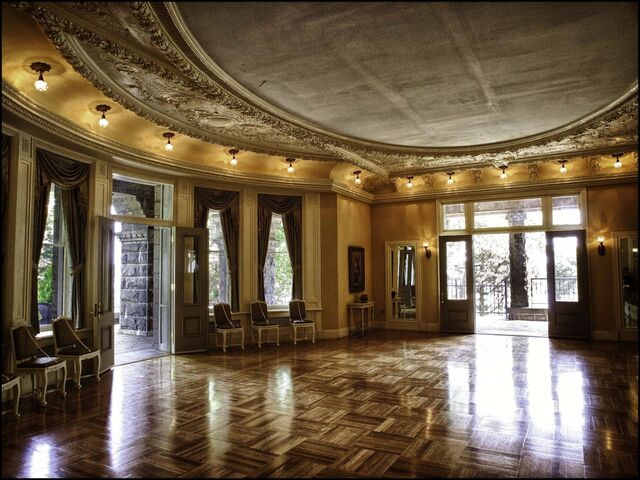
2 331 638 477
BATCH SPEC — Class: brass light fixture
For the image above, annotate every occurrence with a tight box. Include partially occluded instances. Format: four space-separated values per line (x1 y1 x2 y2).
499 164 508 180
423 241 431 259
163 132 175 152
558 160 567 174
287 158 295 173
612 152 623 169
446 172 455 185
96 104 111 128
353 170 362 185
30 61 51 92
406 176 414 188
229 148 239 166
597 236 606 256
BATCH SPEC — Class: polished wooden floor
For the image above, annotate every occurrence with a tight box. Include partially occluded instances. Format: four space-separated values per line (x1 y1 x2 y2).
2 331 638 478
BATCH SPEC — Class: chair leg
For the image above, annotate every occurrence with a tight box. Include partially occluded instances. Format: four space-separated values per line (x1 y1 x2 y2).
75 360 83 389
293 326 297 345
258 329 261 348
31 374 37 401
241 330 245 350
14 381 21 419
312 325 316 343
60 364 67 398
95 354 101 382
276 327 280 347
41 372 49 407
222 332 227 353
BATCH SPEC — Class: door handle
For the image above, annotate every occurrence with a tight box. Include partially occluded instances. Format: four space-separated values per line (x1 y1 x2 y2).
97 301 104 316
440 292 445 304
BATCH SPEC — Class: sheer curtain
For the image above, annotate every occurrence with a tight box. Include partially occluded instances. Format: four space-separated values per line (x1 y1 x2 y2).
32 150 89 331
257 194 302 302
194 187 240 312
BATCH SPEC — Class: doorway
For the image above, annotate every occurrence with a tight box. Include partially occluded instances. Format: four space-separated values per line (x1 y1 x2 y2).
113 221 172 365
473 232 549 337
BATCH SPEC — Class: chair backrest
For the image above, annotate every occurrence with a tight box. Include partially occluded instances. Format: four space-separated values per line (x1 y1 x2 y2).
52 316 90 353
250 301 269 325
213 303 235 328
11 325 41 363
289 300 306 321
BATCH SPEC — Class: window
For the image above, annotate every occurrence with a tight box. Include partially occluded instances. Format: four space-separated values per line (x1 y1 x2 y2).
474 198 542 229
264 214 293 306
443 203 465 230
111 175 173 220
552 195 581 225
37 184 72 330
207 210 231 307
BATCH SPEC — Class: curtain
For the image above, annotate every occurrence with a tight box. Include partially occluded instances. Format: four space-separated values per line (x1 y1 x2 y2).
257 194 303 301
33 150 89 330
1 135 11 341
194 187 240 312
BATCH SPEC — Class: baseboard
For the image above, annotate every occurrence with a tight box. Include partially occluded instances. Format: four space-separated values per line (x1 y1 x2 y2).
591 330 617 341
319 327 349 339
425 323 440 332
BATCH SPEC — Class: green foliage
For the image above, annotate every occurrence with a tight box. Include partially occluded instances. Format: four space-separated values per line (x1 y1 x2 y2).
37 264 53 304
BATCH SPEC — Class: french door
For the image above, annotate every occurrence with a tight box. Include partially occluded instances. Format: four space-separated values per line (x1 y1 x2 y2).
546 230 590 338
96 216 115 371
174 227 209 353
439 235 475 333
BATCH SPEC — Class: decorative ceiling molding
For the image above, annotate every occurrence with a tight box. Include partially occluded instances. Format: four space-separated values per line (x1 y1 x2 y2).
9 2 640 177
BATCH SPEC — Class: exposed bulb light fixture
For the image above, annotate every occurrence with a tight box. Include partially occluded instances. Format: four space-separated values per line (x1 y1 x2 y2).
163 132 175 152
558 160 567 174
287 158 295 173
499 165 508 180
229 148 239 167
612 152 622 169
96 104 111 128
446 172 455 185
353 170 362 185
597 236 606 256
423 241 431 259
406 176 414 188
30 62 51 92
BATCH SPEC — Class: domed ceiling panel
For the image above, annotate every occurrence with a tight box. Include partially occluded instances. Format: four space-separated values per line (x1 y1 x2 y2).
10 1 638 176
177 2 638 147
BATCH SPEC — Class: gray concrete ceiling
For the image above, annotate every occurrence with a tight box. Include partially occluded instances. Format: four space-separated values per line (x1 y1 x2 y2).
178 2 638 148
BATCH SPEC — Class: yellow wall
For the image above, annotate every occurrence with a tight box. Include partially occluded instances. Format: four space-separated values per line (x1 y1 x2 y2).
336 195 372 331
320 193 339 331
586 183 638 334
371 200 439 326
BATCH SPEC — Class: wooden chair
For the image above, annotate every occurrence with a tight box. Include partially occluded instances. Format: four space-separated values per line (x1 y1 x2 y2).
2 374 21 418
289 300 316 345
11 325 67 407
52 316 101 389
249 301 279 348
213 303 244 352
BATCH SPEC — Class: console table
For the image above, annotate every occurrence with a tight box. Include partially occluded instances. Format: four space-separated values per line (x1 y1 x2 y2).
348 302 375 336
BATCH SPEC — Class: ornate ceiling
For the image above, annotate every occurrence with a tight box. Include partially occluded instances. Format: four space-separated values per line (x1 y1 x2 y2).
7 2 640 178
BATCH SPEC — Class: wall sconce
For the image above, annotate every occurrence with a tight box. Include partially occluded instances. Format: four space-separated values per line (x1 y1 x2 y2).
96 104 111 128
612 152 622 169
229 148 239 166
406 176 414 188
30 61 51 92
499 164 508 180
558 160 567 174
423 241 431 259
287 158 295 173
353 170 362 185
446 172 455 185
597 236 606 256
163 132 175 151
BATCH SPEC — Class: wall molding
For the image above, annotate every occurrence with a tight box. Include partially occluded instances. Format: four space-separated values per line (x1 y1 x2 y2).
319 327 350 339
591 330 618 341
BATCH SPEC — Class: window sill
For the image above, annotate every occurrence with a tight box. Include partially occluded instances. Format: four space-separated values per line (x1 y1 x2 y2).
36 330 53 339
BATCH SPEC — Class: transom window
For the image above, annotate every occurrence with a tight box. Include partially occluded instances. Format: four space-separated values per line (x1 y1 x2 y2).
264 214 293 306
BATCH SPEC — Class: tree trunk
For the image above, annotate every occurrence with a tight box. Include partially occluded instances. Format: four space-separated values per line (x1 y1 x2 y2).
508 210 529 310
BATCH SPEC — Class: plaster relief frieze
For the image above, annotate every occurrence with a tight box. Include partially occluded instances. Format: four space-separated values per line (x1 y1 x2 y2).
589 156 601 175
471 169 483 185
527 163 540 181
422 174 434 190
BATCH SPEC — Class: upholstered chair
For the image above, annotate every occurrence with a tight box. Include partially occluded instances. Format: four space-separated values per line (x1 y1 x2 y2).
2 374 21 418
288 299 316 345
11 325 67 407
213 302 244 352
249 301 280 348
52 316 101 389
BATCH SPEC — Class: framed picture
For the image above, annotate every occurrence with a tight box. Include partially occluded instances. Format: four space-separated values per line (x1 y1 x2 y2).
348 246 365 293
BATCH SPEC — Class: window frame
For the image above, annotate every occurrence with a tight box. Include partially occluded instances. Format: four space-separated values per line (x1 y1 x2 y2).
206 208 232 311
264 213 294 310
111 171 175 226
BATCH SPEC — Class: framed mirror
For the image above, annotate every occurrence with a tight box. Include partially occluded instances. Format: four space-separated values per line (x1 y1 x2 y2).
385 241 420 324
614 232 638 341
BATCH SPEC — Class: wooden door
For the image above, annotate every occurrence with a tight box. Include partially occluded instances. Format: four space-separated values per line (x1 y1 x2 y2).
174 227 209 353
439 235 474 333
96 216 115 371
546 230 590 338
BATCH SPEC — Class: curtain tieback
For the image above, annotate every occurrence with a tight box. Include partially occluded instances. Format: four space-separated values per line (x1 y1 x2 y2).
70 263 84 276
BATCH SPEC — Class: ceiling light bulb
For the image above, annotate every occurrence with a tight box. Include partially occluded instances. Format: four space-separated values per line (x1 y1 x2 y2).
230 157 238 166
612 153 623 169
98 112 109 128
500 166 507 179
559 161 567 174
286 158 295 173
355 177 361 185
406 176 413 188
165 140 173 152
229 148 239 167
353 170 362 185
34 73 48 92
446 172 455 185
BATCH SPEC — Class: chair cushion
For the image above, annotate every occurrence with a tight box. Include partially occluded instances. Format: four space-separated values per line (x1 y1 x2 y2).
19 357 64 368
253 320 271 327
58 345 96 356
291 319 314 324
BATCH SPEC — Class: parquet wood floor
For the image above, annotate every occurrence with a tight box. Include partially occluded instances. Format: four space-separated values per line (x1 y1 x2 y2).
2 331 638 478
